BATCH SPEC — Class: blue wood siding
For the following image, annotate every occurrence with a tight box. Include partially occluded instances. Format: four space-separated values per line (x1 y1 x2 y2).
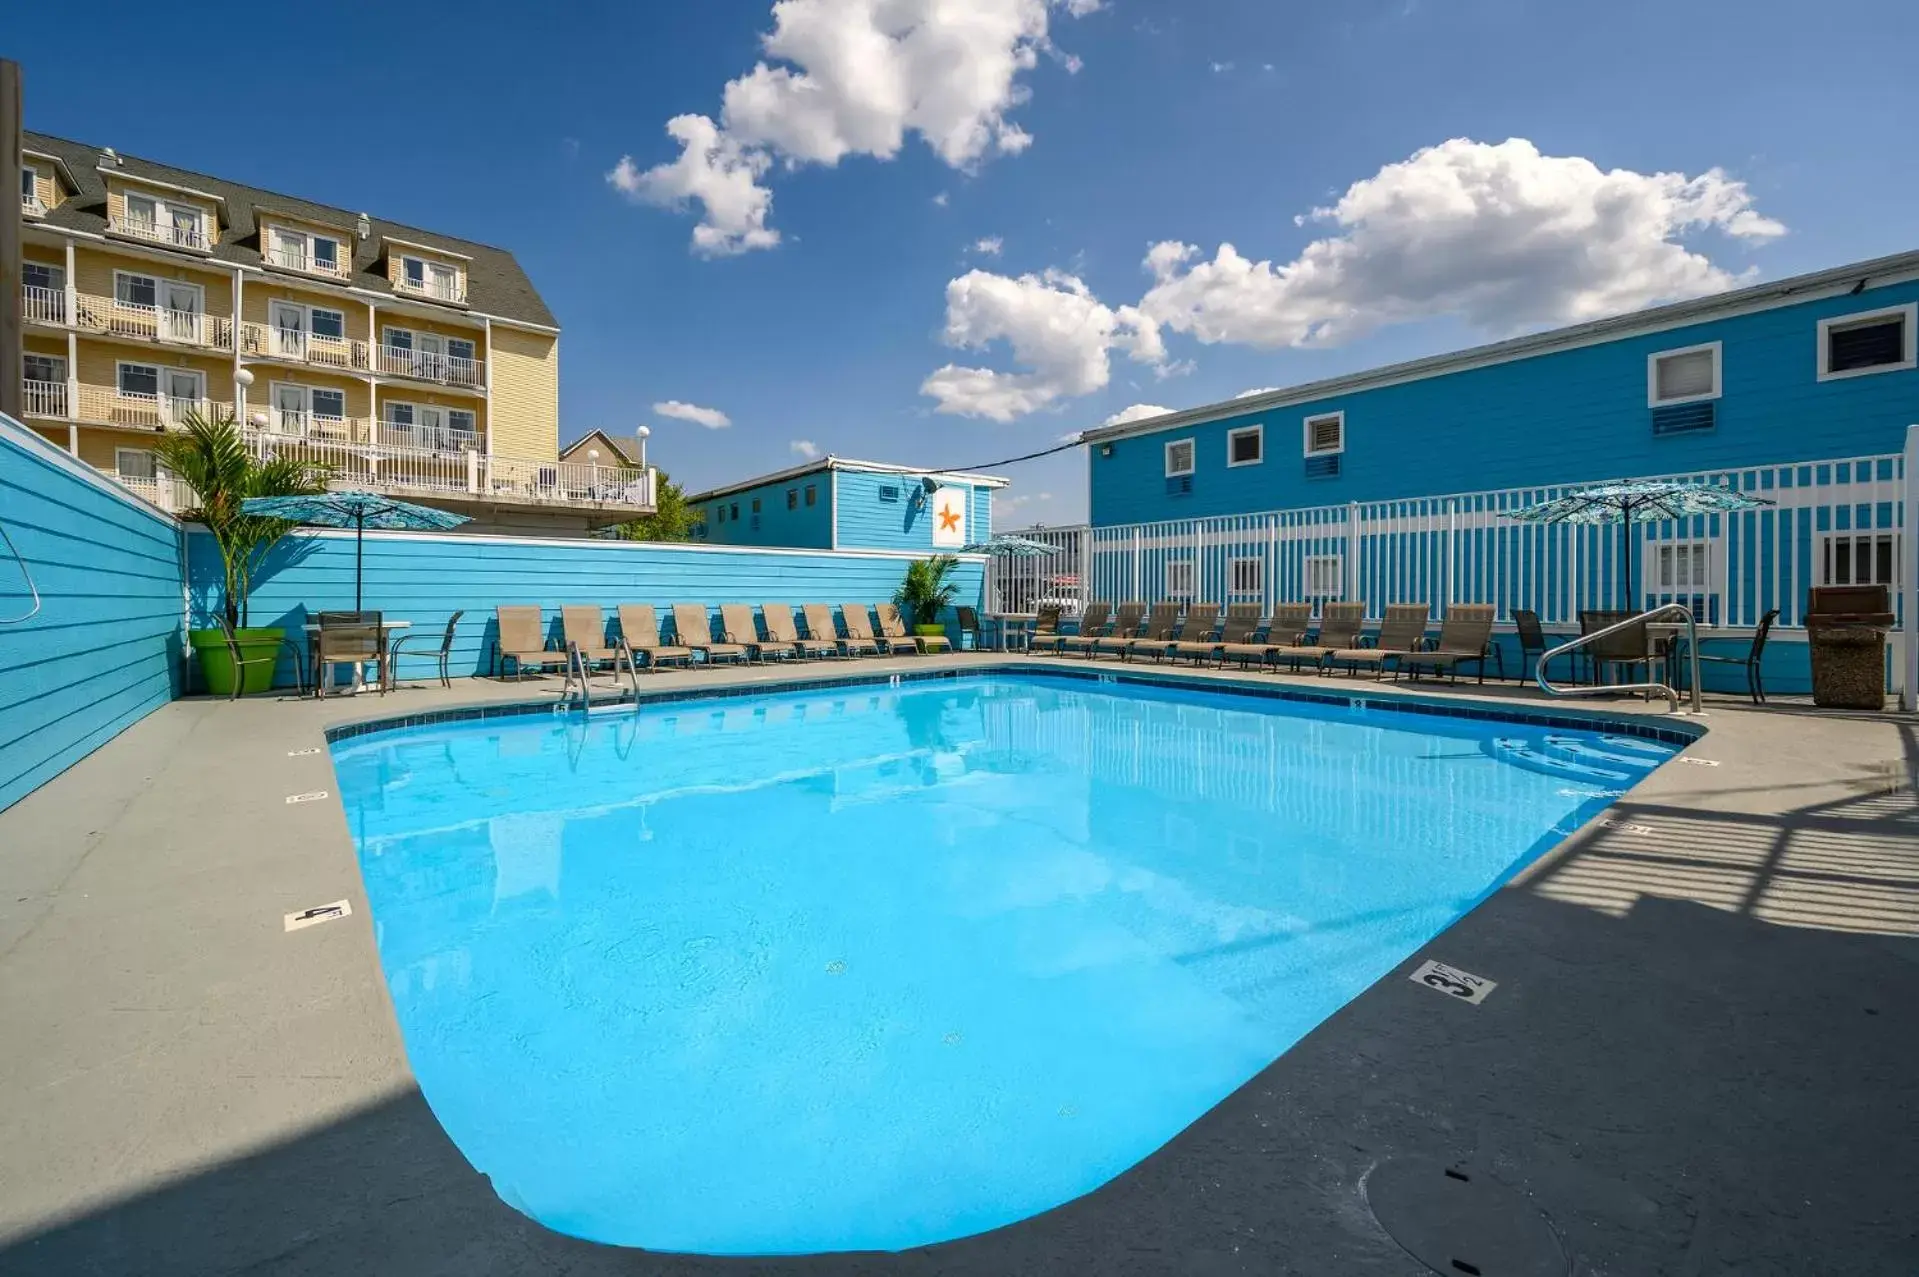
697 475 834 549
834 469 996 552
0 418 183 814
1092 280 1919 526
192 531 986 686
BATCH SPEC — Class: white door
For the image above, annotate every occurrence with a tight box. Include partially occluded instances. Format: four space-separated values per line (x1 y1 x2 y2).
162 369 204 426
271 301 306 359
415 332 447 380
162 281 202 344
417 405 447 448
274 384 307 434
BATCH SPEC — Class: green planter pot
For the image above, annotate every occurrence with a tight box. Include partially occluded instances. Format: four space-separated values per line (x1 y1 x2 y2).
189 627 286 697
914 624 947 638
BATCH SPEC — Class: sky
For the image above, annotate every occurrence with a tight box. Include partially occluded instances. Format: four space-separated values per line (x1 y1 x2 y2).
13 0 1919 525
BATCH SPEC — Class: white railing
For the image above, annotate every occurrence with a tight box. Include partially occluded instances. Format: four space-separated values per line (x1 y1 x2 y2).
22 379 69 418
373 344 486 389
22 191 45 216
240 432 657 511
984 526 1091 616
1077 451 1906 631
239 321 369 371
114 472 195 513
374 418 480 453
73 383 233 430
394 271 466 303
485 455 656 507
73 293 233 350
260 410 378 444
264 244 352 280
22 285 67 325
109 213 209 251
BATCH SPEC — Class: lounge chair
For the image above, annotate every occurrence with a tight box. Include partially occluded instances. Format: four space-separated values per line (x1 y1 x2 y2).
1173 603 1259 664
763 603 840 659
493 605 567 679
954 606 983 652
1131 602 1216 663
1399 604 1499 683
561 605 620 674
1101 601 1177 659
1217 603 1313 670
1025 603 1065 653
877 602 951 654
842 603 896 655
1267 602 1366 672
1052 601 1118 657
805 603 877 657
617 604 693 672
721 604 786 663
673 603 749 665
1325 603 1431 678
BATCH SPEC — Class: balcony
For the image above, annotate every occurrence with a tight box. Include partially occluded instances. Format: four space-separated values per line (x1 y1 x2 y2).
108 213 210 252
264 243 353 282
22 191 44 217
22 284 67 326
239 321 369 372
53 382 235 430
71 292 234 351
393 271 466 304
373 344 486 390
23 379 68 419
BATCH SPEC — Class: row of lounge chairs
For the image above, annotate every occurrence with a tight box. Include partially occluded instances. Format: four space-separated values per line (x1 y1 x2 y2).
492 602 953 678
1029 600 1497 681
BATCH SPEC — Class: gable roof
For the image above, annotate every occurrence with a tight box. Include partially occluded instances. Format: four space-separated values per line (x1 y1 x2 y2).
687 456 1011 504
24 131 557 329
559 430 639 467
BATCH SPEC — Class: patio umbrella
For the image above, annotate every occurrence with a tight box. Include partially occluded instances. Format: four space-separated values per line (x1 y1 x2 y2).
958 534 1060 557
1505 479 1772 611
241 491 470 610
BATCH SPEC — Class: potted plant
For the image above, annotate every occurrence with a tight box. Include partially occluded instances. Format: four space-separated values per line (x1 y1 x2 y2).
897 554 960 638
156 410 331 696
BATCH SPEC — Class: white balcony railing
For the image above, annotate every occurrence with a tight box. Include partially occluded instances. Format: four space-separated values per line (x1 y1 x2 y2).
115 472 195 513
22 379 69 418
22 285 67 326
265 243 353 281
70 383 233 430
373 344 486 390
260 410 378 444
22 191 45 217
72 293 234 351
239 321 369 371
109 213 210 252
394 271 466 304
240 432 657 511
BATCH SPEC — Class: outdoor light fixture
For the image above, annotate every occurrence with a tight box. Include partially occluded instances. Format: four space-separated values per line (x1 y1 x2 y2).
1100 443 1114 458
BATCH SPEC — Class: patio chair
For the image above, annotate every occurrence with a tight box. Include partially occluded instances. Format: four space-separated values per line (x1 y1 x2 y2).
1690 606 1779 704
385 609 463 689
805 603 877 657
616 604 693 672
1131 602 1215 663
841 604 896 655
1173 603 1255 664
1399 604 1500 683
1218 603 1313 670
1051 601 1117 656
763 603 839 659
214 614 306 700
1512 609 1561 683
954 606 983 652
1576 610 1633 684
1325 603 1431 679
720 604 784 663
877 602 952 654
315 610 387 698
673 603 749 665
1102 601 1177 659
1026 603 1065 654
493 606 566 680
561 605 620 674
1268 602 1365 672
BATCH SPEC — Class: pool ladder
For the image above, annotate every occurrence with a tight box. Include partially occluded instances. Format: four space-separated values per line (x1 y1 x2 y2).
1535 603 1703 715
558 639 640 713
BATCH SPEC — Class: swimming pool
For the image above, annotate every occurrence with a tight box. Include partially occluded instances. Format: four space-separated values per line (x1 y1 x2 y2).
329 671 1679 1255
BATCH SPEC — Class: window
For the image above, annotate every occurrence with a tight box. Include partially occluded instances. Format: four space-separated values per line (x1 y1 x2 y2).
1164 438 1196 477
310 308 345 341
24 353 64 385
386 402 414 426
1818 304 1917 380
1304 554 1343 598
786 488 798 511
403 257 426 288
1227 424 1263 467
1651 539 1712 593
115 449 158 481
1648 342 1721 406
730 502 740 521
447 409 477 436
118 362 159 397
878 484 901 502
1165 560 1195 599
805 484 818 507
1229 556 1263 596
312 236 340 272
716 505 726 524
311 388 346 419
22 261 61 292
1303 411 1344 456
1821 532 1900 587
124 191 158 228
384 326 413 353
115 271 157 308
447 337 476 364
21 165 42 213
750 497 762 514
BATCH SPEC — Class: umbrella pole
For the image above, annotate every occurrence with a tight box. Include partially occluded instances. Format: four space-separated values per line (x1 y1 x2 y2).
355 510 365 612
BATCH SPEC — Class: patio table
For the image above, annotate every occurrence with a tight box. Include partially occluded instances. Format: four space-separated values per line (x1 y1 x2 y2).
986 612 1039 652
302 619 410 695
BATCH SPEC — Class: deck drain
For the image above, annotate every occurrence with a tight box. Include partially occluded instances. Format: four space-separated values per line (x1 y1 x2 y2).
1678 757 1721 767
287 747 323 757
1366 1156 1568 1276
284 900 352 932
285 790 328 804
1410 960 1497 1004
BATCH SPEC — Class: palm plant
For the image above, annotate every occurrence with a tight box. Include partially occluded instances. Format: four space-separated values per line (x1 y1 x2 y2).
154 410 331 629
896 555 961 629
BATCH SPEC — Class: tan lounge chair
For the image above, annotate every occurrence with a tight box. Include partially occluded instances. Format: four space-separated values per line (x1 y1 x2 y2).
1054 601 1122 656
1099 601 1175 658
1398 604 1498 683
1268 602 1366 672
877 602 951 654
673 603 748 665
1326 603 1431 678
561 605 620 674
617 604 693 672
841 603 894 655
1023 601 1074 654
763 603 839 659
493 605 567 679
805 603 877 656
1173 603 1260 664
1131 602 1216 662
719 604 787 663
1218 603 1313 669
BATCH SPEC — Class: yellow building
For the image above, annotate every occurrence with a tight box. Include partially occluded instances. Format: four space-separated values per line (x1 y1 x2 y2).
17 132 653 533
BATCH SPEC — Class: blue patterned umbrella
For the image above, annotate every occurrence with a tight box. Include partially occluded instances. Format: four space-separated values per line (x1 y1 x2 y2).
1506 479 1772 608
241 491 470 609
958 534 1060 557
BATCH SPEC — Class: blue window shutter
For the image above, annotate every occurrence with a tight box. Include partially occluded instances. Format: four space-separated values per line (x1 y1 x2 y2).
1304 454 1342 480
1652 402 1715 436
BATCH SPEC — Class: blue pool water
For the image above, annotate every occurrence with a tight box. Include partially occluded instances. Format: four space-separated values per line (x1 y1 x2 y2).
330 673 1675 1255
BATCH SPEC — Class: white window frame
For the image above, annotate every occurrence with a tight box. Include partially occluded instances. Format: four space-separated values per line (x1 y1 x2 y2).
114 448 158 481
1303 411 1345 457
1647 341 1722 407
308 306 346 341
1164 438 1196 477
21 163 42 213
23 352 66 384
1226 423 1264 468
1165 559 1195 599
382 323 415 353
1304 554 1343 598
384 399 477 445
22 260 63 292
1819 530 1901 588
113 268 159 308
1817 303 1918 382
120 189 208 249
118 360 203 406
116 359 162 398
1228 555 1263 596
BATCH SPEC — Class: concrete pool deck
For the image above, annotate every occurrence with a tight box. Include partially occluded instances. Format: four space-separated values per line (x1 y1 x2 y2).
1 655 1915 1275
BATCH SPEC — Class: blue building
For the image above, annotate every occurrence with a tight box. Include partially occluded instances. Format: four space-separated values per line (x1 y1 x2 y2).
689 457 1007 554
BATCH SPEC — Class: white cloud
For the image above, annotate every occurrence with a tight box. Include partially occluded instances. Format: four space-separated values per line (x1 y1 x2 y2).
1103 403 1172 426
1235 386 1279 398
920 268 1167 421
1209 61 1234 74
653 400 733 429
997 490 1055 518
790 439 821 458
1138 138 1786 349
932 190 950 207
972 236 1005 256
620 0 1098 254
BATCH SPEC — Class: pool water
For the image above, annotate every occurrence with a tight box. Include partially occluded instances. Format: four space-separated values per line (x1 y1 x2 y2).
329 673 1674 1255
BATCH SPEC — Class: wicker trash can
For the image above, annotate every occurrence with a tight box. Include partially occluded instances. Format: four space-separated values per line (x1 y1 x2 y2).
1806 585 1895 711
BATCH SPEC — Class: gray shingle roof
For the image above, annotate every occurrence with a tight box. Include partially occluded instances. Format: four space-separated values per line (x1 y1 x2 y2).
24 131 557 329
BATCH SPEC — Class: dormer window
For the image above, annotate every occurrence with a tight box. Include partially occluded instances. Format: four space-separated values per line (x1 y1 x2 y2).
266 224 349 279
114 187 209 250
399 255 463 302
20 164 42 216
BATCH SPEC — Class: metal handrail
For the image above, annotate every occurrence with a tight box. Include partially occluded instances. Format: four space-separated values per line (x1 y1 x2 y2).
1535 603 1703 715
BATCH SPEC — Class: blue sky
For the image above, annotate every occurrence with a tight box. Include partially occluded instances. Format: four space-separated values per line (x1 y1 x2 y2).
15 0 1919 523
